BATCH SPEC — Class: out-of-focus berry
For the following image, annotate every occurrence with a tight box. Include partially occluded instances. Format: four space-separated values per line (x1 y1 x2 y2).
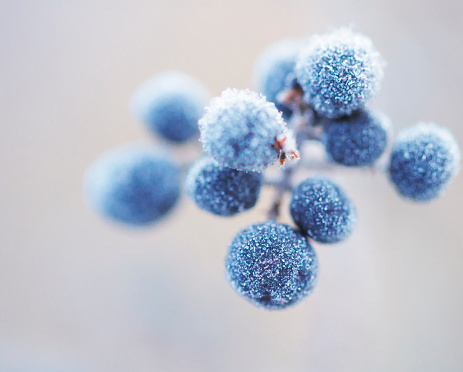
85 145 180 226
389 123 461 201
130 71 209 143
254 39 302 119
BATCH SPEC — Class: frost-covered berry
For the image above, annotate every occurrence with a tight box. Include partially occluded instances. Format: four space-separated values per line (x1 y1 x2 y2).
290 176 357 243
185 157 263 216
254 39 302 119
295 28 384 118
226 221 318 310
388 123 461 201
85 145 180 226
199 89 287 172
322 110 391 166
130 71 209 143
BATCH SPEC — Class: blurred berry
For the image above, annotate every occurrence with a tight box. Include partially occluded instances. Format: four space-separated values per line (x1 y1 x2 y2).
199 89 286 172
85 145 180 226
130 71 209 143
290 176 357 243
185 157 263 216
296 27 384 118
226 221 318 310
389 123 461 201
254 39 302 119
322 110 391 166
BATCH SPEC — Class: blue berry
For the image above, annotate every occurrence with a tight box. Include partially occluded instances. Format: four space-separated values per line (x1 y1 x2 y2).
199 89 287 172
85 145 181 226
295 28 384 118
254 39 302 119
290 176 357 243
226 221 318 310
389 123 461 201
130 71 209 143
185 157 263 216
322 110 391 166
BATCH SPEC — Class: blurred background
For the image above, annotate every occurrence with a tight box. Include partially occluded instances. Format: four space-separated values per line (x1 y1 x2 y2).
1 0 462 371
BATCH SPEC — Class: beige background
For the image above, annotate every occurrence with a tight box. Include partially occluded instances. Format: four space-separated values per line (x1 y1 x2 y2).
1 0 462 371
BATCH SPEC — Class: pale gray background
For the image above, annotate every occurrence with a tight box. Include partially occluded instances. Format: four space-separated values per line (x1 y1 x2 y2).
1 0 462 371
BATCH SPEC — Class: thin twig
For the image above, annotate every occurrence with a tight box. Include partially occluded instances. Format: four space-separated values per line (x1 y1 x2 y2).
267 165 294 221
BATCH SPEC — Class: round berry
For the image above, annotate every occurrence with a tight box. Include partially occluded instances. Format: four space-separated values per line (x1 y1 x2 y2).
130 71 209 143
254 39 302 119
389 123 461 201
295 28 384 118
85 145 180 226
322 110 391 166
290 176 357 243
226 221 318 310
185 157 263 216
199 89 286 172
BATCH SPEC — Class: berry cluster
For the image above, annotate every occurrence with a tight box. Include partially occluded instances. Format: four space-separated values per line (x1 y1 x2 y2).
85 27 460 310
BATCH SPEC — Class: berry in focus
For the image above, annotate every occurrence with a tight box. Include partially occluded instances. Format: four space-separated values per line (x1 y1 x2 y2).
322 109 391 166
296 27 384 118
226 221 318 310
185 157 263 216
290 175 357 243
199 89 286 172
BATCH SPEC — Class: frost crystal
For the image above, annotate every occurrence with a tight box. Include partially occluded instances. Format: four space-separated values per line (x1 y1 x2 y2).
290 176 357 243
226 221 318 310
185 157 263 216
322 109 391 166
199 89 286 172
296 27 384 118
